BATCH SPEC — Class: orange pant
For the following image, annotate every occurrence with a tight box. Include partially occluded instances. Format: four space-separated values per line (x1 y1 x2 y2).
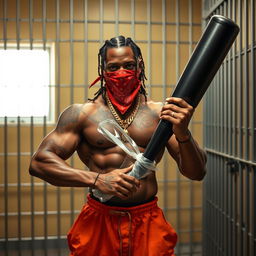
68 195 177 256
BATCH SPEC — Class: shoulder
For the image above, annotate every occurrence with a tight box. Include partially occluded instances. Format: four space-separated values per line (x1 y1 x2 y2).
143 98 163 114
55 101 100 132
134 97 163 125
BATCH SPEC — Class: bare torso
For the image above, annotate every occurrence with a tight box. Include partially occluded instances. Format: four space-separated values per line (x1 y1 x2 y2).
29 45 206 208
77 94 164 205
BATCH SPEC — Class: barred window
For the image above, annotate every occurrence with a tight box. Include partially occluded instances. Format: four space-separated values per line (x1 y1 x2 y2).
0 44 55 124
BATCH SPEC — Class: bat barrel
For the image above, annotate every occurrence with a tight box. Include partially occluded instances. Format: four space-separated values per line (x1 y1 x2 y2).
143 15 239 161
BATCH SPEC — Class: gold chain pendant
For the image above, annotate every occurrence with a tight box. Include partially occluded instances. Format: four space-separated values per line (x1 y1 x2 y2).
106 94 140 134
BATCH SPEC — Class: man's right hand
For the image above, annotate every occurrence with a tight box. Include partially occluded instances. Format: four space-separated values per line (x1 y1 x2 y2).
94 165 140 199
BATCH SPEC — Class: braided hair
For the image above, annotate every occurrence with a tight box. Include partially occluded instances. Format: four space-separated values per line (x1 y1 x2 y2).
91 35 147 102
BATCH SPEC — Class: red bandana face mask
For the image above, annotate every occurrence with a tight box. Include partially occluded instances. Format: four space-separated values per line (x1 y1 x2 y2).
104 69 141 114
90 69 141 114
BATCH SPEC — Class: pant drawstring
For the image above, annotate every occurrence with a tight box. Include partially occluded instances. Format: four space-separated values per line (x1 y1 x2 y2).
109 210 132 256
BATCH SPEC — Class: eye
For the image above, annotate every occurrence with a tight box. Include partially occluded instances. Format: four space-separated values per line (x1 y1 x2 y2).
125 63 136 70
107 65 119 71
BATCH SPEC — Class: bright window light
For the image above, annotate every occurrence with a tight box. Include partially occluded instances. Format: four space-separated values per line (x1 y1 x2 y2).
0 45 55 124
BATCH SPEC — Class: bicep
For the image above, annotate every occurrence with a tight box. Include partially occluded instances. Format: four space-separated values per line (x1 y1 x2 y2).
36 104 83 159
37 130 80 160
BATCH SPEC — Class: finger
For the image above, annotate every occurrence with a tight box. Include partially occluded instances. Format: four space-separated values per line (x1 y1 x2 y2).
116 185 130 196
162 103 190 114
118 167 140 187
160 114 179 124
161 107 193 122
162 110 187 119
120 178 138 192
165 98 194 115
166 97 192 108
122 174 140 187
161 109 177 117
120 165 133 173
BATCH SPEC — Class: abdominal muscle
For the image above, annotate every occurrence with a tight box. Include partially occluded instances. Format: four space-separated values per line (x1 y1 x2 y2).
104 173 158 206
83 147 159 206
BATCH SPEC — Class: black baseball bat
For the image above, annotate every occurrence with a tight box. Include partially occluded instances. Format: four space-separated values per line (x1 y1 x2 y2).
143 15 240 161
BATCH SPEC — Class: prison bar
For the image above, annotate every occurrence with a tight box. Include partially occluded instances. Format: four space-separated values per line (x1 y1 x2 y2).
203 1 256 256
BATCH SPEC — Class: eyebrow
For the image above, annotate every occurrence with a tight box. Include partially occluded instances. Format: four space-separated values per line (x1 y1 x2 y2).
107 60 135 65
105 63 118 68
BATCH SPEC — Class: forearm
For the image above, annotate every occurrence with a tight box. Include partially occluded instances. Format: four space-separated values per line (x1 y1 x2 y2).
29 152 97 187
177 134 207 180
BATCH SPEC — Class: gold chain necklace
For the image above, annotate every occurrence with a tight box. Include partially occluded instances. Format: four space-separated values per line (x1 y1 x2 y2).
106 94 140 133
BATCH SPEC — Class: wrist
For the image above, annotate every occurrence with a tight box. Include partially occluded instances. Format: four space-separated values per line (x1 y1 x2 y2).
91 172 100 188
176 130 191 143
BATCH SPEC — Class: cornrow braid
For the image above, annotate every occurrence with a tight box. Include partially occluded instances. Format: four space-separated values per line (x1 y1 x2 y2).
90 35 147 102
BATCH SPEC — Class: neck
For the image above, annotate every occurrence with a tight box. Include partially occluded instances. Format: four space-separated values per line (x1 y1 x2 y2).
107 93 141 118
105 93 141 132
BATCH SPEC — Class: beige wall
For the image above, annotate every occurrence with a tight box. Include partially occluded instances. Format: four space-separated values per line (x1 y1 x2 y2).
0 0 203 244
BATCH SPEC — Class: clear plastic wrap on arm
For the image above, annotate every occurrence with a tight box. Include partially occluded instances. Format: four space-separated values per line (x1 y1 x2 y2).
91 119 156 202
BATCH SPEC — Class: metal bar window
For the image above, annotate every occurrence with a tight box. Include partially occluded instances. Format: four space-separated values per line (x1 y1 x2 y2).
43 116 48 256
147 0 152 96
175 0 181 254
131 0 135 38
30 116 35 256
16 0 20 50
17 117 21 256
55 1 61 254
83 0 88 100
4 117 8 256
115 0 119 36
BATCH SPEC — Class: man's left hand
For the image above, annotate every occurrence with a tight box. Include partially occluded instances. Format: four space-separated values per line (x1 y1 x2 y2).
160 97 194 141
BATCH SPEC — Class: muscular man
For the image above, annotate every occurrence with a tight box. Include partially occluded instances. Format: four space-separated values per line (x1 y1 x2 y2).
29 35 206 256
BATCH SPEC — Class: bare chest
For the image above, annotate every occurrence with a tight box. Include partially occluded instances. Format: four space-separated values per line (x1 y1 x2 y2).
83 104 160 149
